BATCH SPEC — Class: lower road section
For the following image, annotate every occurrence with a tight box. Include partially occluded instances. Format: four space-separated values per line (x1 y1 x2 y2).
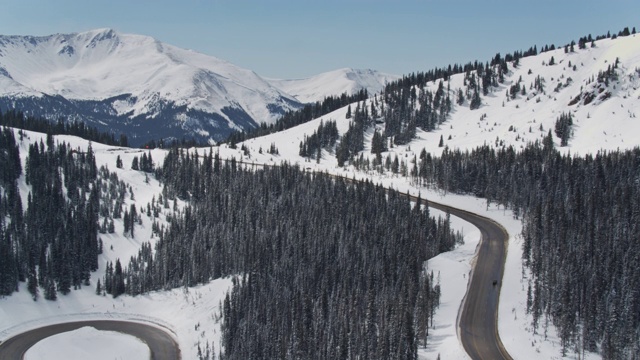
425 199 512 360
0 320 180 360
1 183 512 360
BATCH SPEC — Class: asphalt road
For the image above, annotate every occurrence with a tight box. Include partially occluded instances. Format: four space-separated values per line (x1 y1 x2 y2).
0 320 180 360
423 198 513 360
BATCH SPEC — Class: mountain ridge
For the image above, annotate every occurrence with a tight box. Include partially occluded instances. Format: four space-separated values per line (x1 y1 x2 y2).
0 28 393 145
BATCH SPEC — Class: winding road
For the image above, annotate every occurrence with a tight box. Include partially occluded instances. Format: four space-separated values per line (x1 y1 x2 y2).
0 320 180 360
0 166 511 360
421 198 512 360
332 172 513 359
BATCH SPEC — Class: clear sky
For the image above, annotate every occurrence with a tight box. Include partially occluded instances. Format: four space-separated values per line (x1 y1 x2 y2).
1 0 638 79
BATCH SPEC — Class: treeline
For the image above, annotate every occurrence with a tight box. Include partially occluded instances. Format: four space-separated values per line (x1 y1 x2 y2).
0 109 128 147
0 129 122 300
298 120 339 159
413 141 640 359
385 26 636 96
384 78 452 145
225 90 368 145
118 149 461 359
332 82 454 168
368 26 635 154
336 102 371 166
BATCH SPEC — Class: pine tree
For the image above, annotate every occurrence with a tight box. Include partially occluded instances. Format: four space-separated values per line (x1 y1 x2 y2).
113 259 125 298
27 267 38 301
554 112 573 146
96 279 102 295
43 277 57 301
470 88 481 110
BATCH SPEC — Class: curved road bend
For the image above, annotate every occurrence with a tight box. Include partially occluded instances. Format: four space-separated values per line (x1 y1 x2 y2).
418 197 512 360
0 320 180 360
328 173 513 359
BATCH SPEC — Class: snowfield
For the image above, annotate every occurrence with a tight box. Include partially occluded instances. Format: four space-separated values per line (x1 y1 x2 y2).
1 32 639 359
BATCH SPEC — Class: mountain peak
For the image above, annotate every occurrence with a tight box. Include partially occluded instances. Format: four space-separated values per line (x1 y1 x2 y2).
87 28 117 40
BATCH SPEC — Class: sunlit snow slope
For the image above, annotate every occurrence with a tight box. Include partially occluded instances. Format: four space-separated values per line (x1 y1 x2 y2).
242 33 640 160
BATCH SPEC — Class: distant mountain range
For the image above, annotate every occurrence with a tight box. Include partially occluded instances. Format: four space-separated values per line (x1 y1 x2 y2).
0 29 396 145
267 68 397 104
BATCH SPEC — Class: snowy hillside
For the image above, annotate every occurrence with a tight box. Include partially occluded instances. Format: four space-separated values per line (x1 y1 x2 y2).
240 33 640 161
0 28 299 120
267 68 398 104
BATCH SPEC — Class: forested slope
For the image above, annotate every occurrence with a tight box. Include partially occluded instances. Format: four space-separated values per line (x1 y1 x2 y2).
115 149 462 359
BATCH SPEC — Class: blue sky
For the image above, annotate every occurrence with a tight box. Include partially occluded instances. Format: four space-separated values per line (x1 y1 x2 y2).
1 0 638 79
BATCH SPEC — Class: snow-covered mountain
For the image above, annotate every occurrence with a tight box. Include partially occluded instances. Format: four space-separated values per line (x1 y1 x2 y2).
0 29 401 146
0 29 305 145
267 68 398 104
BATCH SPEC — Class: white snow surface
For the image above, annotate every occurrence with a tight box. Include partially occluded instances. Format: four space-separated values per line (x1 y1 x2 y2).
2 33 640 360
267 68 399 103
24 326 150 360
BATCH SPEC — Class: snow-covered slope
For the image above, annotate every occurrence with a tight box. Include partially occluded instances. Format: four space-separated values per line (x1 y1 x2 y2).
242 33 640 161
427 33 640 156
267 68 398 103
0 28 302 145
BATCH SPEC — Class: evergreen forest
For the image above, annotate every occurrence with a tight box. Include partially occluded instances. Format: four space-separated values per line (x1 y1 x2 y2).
116 149 462 359
411 141 640 359
0 127 129 300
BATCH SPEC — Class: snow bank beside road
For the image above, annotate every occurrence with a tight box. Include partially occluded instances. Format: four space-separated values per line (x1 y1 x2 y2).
24 326 149 360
